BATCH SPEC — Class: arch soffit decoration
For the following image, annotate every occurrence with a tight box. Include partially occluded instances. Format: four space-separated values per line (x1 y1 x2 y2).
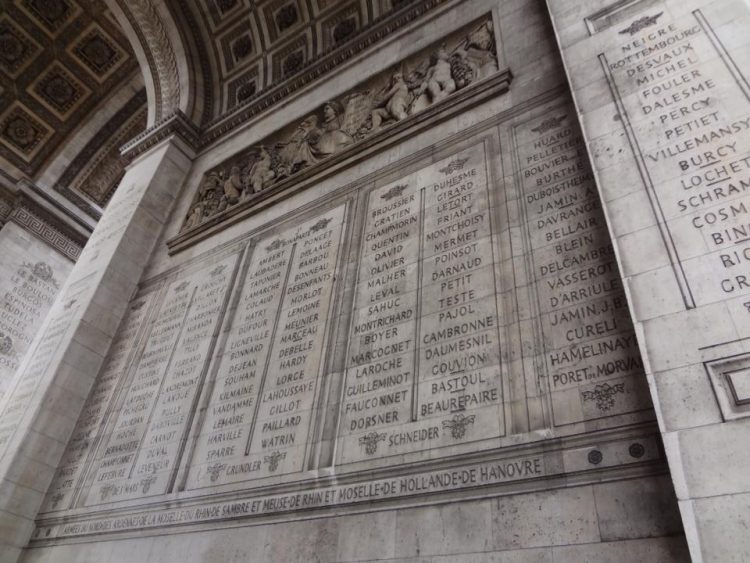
105 0 195 127
109 0 452 138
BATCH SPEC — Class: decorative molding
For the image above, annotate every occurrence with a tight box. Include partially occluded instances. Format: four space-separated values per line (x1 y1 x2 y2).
18 179 95 235
128 0 181 118
0 187 14 226
705 351 750 421
120 110 200 160
56 89 148 219
5 192 87 261
116 0 181 121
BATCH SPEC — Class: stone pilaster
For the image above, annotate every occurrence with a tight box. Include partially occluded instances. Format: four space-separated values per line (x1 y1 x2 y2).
545 1 750 560
0 137 193 563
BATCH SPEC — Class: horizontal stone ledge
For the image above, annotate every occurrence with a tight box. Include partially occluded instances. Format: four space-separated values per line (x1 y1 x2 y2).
31 430 662 543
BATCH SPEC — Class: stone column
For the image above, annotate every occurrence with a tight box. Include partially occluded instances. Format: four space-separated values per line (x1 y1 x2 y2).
545 1 750 560
0 134 193 563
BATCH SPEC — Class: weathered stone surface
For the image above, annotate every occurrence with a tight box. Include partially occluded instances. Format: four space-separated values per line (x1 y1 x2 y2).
14 0 750 559
0 222 73 403
547 0 750 559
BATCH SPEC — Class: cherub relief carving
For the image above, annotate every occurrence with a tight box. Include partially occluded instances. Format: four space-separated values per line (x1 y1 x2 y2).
370 71 410 130
415 46 456 104
182 19 498 232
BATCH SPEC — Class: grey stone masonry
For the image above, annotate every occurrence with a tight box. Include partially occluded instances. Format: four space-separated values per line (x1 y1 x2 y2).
545 0 750 560
0 137 193 563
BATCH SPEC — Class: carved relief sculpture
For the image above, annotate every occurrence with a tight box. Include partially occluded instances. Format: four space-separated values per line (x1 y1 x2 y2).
181 18 497 232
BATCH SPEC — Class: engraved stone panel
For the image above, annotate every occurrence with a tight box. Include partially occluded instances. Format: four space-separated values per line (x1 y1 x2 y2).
32 101 659 543
187 205 347 487
513 109 649 425
337 144 505 465
0 281 85 458
83 254 239 505
39 290 158 513
599 7 750 313
0 222 72 402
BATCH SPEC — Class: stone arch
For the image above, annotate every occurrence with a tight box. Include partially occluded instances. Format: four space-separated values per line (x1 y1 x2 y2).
105 0 203 127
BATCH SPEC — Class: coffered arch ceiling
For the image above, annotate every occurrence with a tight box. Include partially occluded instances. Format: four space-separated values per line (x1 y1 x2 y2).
115 0 428 127
0 0 437 220
0 0 141 180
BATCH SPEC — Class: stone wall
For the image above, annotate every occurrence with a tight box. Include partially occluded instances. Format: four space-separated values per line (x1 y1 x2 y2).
546 0 750 560
3 0 696 561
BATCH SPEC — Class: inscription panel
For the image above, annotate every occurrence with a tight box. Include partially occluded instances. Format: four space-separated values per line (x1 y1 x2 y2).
35 102 656 535
187 205 347 487
40 291 158 513
601 7 750 313
0 254 64 400
0 280 86 460
84 254 239 505
337 144 505 464
515 110 649 425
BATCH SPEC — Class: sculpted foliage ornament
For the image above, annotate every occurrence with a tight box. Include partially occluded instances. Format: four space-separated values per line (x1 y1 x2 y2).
22 261 58 288
207 463 227 482
438 157 469 175
619 12 663 36
441 413 476 439
210 264 227 277
309 217 333 232
359 431 386 455
0 332 14 357
264 450 286 471
380 184 407 200
140 473 158 494
581 382 626 411
181 19 498 233
100 484 115 501
50 492 65 509
530 115 566 134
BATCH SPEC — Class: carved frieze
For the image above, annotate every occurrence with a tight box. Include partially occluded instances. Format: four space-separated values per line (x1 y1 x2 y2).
179 18 498 236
